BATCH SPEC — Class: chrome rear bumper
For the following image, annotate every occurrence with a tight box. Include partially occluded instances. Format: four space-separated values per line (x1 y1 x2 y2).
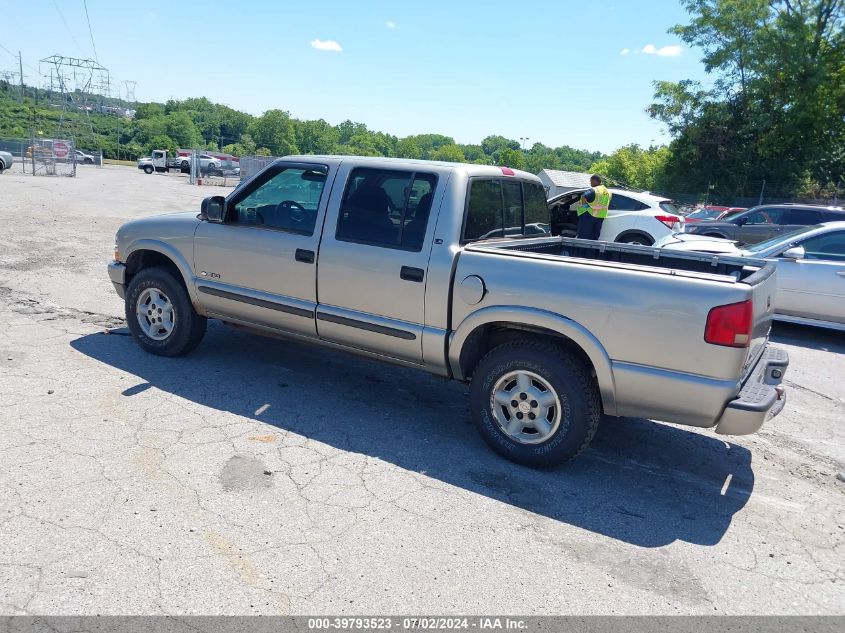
715 346 789 435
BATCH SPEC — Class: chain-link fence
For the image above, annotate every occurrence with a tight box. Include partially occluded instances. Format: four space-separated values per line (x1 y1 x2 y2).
239 155 277 181
0 137 80 176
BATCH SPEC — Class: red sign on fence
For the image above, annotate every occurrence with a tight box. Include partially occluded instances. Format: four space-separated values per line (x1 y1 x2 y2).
53 141 69 158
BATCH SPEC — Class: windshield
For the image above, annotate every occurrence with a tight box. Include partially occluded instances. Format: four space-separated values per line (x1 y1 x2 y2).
745 225 817 253
687 209 721 220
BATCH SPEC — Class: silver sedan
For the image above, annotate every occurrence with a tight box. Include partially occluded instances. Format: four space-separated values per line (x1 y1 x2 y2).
657 222 845 331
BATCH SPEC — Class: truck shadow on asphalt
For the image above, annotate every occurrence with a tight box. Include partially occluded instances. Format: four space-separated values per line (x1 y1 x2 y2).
71 322 755 548
770 321 845 354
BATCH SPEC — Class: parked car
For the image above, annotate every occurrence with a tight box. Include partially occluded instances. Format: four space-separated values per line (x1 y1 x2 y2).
173 153 222 174
138 152 222 175
0 150 12 173
74 149 96 165
108 156 788 467
657 222 845 331
548 188 684 244
685 207 747 223
684 204 845 243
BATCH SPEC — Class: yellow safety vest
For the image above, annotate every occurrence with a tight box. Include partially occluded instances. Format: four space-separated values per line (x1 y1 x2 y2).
577 185 611 219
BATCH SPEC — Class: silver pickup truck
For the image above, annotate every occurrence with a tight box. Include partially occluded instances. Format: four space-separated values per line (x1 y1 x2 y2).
108 156 788 467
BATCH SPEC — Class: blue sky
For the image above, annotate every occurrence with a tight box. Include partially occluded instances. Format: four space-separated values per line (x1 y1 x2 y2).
0 0 709 154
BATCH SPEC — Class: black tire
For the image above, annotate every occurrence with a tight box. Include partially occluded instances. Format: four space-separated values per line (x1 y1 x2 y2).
617 234 652 245
181 160 190 170
125 267 207 357
143 165 154 174
0 162 5 174
470 340 601 467
84 158 93 165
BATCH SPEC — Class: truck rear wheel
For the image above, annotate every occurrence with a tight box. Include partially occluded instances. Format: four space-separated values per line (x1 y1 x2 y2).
469 340 601 467
125 267 207 357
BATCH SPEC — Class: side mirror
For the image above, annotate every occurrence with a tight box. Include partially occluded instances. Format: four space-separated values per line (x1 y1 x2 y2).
736 217 748 226
781 246 805 260
201 196 225 222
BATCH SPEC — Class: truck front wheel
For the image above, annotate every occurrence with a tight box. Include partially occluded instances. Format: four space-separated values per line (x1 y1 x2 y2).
125 267 207 357
143 165 153 174
469 340 601 467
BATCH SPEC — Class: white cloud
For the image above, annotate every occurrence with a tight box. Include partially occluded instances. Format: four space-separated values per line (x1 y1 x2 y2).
310 39 343 52
641 43 682 57
620 48 630 55
386 20 399 29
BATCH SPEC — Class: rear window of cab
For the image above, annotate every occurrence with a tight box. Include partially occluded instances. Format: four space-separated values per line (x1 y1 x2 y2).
463 178 550 242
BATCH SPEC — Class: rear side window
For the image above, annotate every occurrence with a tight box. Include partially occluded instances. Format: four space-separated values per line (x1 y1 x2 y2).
609 194 643 211
780 208 823 225
464 179 550 241
336 168 437 251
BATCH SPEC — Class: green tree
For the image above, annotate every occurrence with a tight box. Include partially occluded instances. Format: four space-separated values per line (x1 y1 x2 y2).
146 134 177 155
497 148 526 170
650 0 845 198
164 111 202 148
429 144 466 162
589 144 671 190
248 110 298 156
396 138 422 159
295 119 339 154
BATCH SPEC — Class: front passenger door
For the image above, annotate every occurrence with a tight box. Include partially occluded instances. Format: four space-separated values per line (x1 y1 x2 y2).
774 230 845 324
735 207 785 243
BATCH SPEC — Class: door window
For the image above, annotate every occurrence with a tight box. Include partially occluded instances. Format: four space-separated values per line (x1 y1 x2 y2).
779 208 823 225
229 166 327 234
523 182 550 232
336 168 437 251
742 208 784 225
463 179 551 241
608 194 642 211
797 231 845 261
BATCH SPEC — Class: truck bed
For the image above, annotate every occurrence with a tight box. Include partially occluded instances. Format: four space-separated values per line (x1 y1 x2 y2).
467 236 771 284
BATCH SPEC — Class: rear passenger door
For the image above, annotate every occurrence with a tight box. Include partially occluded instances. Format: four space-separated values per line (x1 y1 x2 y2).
315 165 441 364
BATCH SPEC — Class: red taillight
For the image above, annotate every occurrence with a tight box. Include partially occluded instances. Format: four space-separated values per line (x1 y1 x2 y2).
705 300 753 348
655 215 682 229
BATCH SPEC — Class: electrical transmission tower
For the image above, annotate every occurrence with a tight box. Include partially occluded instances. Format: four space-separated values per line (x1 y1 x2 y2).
123 80 137 105
39 54 110 143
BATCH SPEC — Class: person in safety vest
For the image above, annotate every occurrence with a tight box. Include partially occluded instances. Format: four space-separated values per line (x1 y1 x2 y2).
576 174 612 240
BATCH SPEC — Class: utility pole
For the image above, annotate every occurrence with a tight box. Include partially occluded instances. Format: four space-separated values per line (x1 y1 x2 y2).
18 51 24 103
758 179 766 206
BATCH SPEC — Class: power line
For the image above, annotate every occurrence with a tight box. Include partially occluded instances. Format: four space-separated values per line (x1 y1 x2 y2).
50 0 85 56
0 43 39 73
82 0 99 62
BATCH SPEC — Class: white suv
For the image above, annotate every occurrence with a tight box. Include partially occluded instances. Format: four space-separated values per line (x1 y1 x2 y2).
549 188 684 244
